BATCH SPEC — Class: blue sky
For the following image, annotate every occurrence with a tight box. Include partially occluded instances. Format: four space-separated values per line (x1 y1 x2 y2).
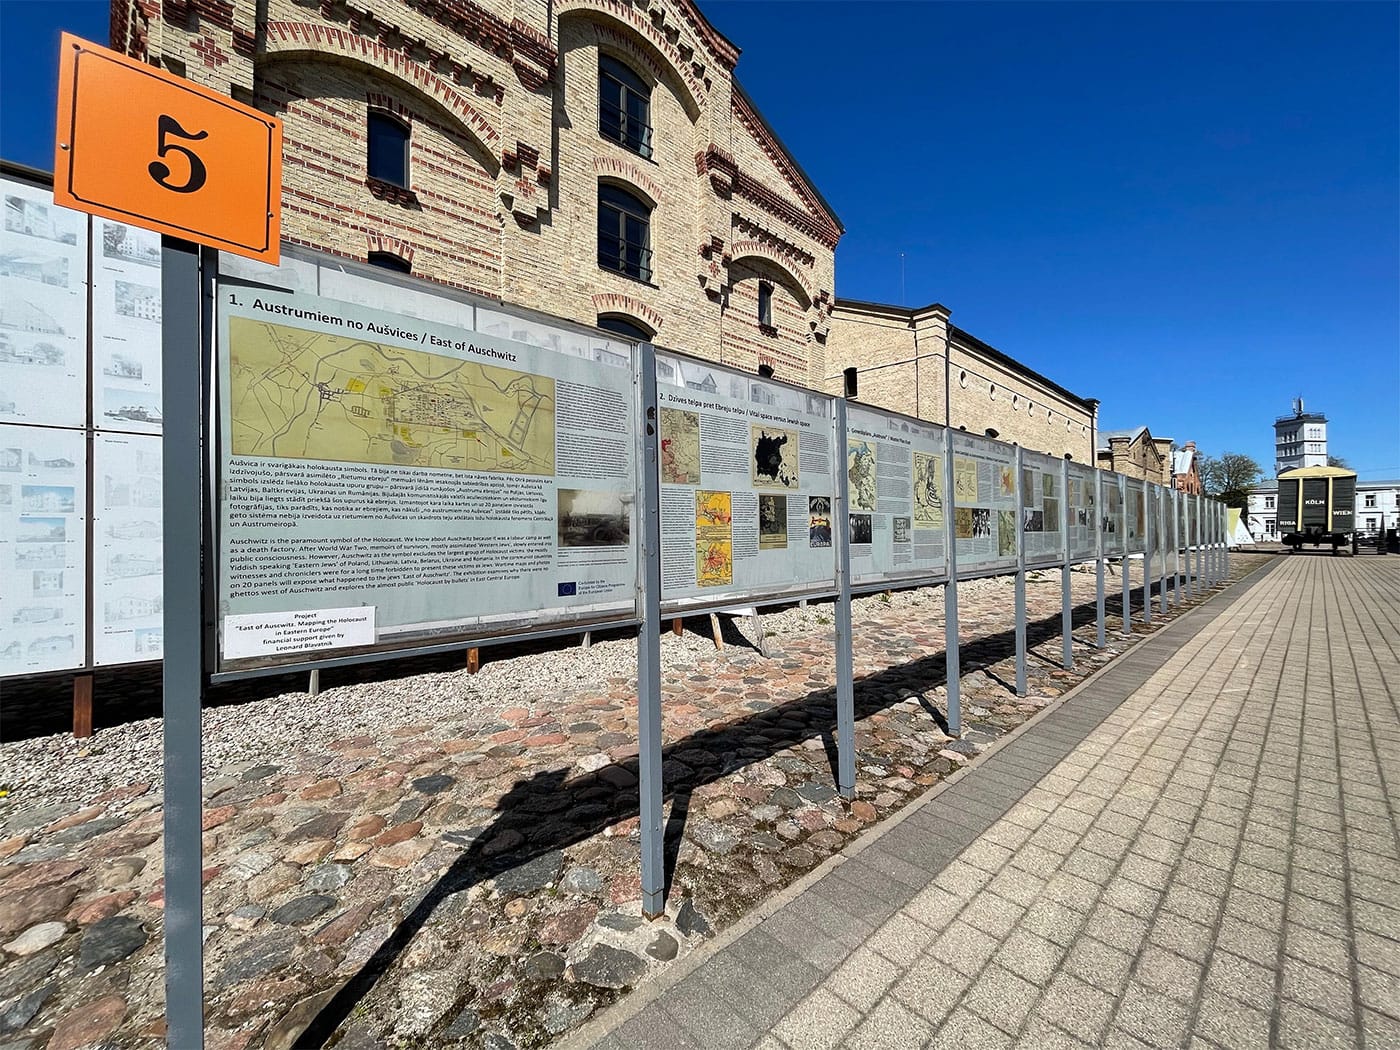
4 1 1396 479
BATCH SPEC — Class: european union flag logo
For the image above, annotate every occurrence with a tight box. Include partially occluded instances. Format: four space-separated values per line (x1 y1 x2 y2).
557 581 577 597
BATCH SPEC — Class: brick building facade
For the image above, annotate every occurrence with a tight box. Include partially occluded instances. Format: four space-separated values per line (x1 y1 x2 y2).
114 0 842 388
1171 441 1203 494
1096 426 1173 485
822 300 1100 462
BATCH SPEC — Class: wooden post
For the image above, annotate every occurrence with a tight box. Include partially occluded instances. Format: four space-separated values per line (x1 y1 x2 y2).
467 647 481 674
750 609 769 658
708 612 725 651
72 673 94 739
581 631 591 648
308 669 320 697
671 617 683 636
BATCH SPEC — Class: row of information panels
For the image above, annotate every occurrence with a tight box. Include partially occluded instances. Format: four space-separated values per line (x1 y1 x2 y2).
0 170 1224 680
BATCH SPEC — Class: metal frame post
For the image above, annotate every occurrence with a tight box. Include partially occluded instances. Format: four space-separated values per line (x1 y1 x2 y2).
1224 501 1232 576
1119 473 1132 635
833 399 856 798
1095 469 1106 649
1060 456 1073 669
1141 484 1153 625
161 237 206 1050
943 436 961 736
1174 490 1183 605
1157 485 1168 615
1185 494 1195 599
1014 445 1027 696
1195 495 1205 593
636 344 665 918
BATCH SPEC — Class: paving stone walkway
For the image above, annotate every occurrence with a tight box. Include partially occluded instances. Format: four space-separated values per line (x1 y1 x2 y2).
571 554 1400 1050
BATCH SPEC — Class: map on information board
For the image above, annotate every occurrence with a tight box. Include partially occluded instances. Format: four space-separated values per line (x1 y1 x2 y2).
229 316 555 475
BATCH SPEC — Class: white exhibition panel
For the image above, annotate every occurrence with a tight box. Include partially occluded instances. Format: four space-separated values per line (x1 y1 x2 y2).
92 219 163 436
846 403 947 588
950 430 1018 576
215 283 641 671
1102 472 1126 555
1125 478 1147 554
1 176 88 428
1020 449 1066 567
655 349 837 611
0 423 87 675
1067 461 1098 561
92 431 164 665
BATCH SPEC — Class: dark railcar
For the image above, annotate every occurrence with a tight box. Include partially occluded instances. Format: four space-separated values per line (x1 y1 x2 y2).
1277 467 1356 552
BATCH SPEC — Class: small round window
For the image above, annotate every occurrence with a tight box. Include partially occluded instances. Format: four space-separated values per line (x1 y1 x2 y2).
989 383 997 399
1012 394 1020 409
958 369 968 388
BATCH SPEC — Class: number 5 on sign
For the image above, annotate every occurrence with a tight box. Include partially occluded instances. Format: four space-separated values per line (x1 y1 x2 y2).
53 33 282 263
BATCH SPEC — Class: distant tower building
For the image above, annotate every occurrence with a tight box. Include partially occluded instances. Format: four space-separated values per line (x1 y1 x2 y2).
1274 398 1328 474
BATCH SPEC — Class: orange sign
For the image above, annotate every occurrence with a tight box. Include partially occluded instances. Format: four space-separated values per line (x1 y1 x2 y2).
53 33 282 263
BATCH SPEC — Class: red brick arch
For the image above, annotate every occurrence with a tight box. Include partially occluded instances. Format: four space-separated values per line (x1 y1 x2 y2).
728 241 814 308
262 22 501 163
557 0 707 118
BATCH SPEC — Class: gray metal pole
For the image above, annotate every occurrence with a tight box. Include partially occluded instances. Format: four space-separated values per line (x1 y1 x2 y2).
1060 456 1072 670
1095 469 1105 649
833 399 856 799
161 237 205 1050
636 343 665 918
1141 484 1153 625
1174 490 1183 605
1196 495 1205 593
1185 494 1195 599
1119 474 1132 635
942 437 961 736
1157 486 1168 615
1014 445 1027 696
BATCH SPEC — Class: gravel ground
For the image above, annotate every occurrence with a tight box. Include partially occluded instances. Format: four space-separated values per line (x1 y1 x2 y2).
0 572 1085 820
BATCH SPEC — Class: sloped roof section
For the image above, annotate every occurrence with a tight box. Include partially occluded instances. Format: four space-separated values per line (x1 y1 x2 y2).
731 81 844 241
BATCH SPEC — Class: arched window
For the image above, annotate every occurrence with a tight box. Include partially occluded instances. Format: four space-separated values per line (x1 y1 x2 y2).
599 55 653 158
758 281 773 328
596 315 652 341
368 251 411 273
598 184 653 282
367 111 410 188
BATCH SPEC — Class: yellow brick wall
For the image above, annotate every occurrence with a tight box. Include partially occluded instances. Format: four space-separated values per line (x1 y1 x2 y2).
125 0 841 382
826 303 1098 463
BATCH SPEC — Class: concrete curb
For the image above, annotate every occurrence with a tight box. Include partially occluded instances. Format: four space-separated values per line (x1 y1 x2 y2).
556 553 1282 1049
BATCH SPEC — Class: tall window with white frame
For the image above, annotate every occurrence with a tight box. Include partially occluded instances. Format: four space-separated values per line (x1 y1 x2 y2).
597 184 652 282
367 110 410 188
599 55 652 159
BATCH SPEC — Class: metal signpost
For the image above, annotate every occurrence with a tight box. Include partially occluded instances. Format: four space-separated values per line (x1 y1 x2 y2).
1119 474 1132 636
1142 485 1153 626
1013 446 1028 696
636 345 665 918
1060 456 1073 670
833 399 857 798
1157 486 1168 615
942 439 962 736
1095 469 1106 649
53 34 284 1050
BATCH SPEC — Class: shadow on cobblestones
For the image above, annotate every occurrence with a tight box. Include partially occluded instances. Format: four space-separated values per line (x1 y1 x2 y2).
297 582 1161 1046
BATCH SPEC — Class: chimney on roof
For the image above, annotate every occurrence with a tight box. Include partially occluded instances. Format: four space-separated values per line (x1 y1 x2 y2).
1184 441 1196 450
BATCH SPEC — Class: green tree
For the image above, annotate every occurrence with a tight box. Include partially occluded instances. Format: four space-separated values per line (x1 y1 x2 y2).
1199 452 1263 510
1327 455 1350 469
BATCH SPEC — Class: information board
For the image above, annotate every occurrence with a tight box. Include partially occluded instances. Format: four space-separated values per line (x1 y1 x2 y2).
92 218 163 435
1102 473 1125 555
1020 449 1065 567
950 431 1017 575
92 431 163 664
1 176 88 428
216 284 640 669
655 350 837 609
1067 462 1098 561
1125 478 1147 554
0 423 87 675
846 403 946 587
